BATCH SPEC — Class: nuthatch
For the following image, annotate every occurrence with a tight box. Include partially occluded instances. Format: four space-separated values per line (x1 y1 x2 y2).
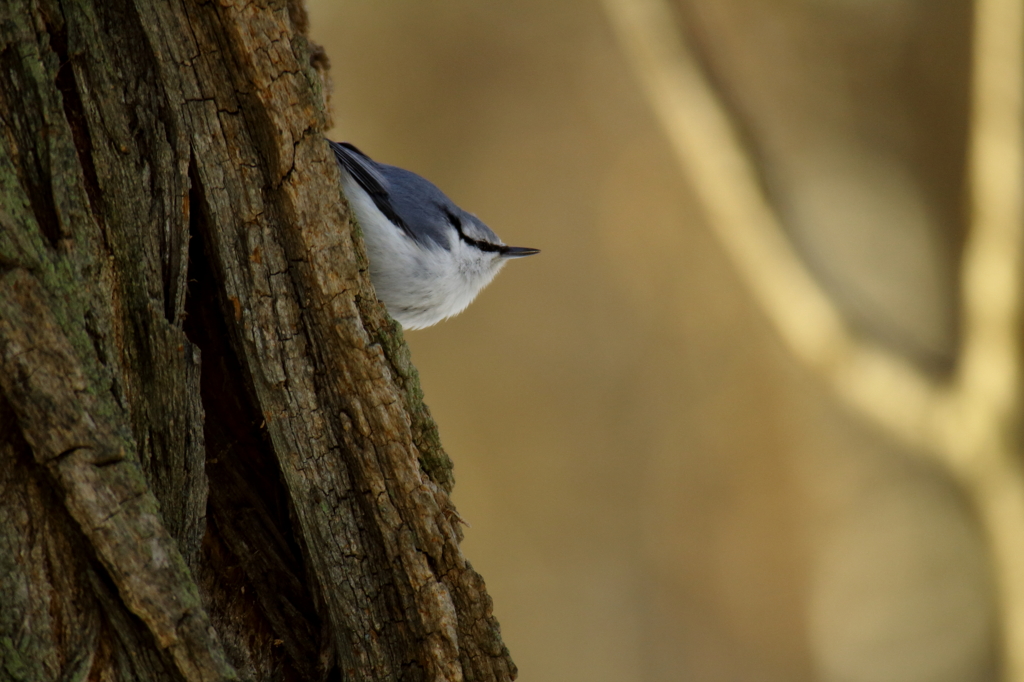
331 140 539 329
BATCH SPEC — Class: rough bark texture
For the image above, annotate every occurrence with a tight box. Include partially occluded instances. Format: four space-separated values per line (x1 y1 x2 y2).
0 1 514 681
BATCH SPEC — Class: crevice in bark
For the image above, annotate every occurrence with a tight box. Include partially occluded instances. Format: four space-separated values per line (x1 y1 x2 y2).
0 45 62 249
48 17 104 240
163 140 189 325
85 615 114 681
85 564 182 682
184 161 331 681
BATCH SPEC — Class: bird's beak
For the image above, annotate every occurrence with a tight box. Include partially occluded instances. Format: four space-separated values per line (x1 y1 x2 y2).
501 246 541 258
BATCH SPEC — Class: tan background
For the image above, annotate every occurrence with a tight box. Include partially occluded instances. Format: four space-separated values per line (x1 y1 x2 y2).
306 2 997 681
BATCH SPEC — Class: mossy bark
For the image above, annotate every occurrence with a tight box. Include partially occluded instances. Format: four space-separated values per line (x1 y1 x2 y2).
0 1 514 680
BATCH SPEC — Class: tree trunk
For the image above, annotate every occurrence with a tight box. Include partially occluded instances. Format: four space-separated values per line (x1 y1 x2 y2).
0 1 515 680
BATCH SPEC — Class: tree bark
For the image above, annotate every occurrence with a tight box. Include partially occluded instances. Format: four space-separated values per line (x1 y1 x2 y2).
0 1 515 681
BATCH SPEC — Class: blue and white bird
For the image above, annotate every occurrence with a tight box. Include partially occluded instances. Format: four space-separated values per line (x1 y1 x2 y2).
330 140 539 330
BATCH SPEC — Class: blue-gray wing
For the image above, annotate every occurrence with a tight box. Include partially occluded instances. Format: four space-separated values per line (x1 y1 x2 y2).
329 140 414 238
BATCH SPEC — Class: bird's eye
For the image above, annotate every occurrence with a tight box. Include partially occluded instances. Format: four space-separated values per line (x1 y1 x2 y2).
444 207 506 254
444 208 463 231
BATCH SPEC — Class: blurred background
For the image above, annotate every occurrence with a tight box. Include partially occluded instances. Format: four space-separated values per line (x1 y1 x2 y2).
305 1 1019 680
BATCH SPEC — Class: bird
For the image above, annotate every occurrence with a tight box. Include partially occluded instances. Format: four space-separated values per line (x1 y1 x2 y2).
330 140 539 330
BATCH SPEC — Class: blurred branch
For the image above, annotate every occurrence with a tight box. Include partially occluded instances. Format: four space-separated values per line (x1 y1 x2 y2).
601 0 943 450
958 1 1024 678
602 0 1024 678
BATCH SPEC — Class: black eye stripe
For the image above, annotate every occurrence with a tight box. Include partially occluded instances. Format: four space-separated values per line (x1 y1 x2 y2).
443 207 507 254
